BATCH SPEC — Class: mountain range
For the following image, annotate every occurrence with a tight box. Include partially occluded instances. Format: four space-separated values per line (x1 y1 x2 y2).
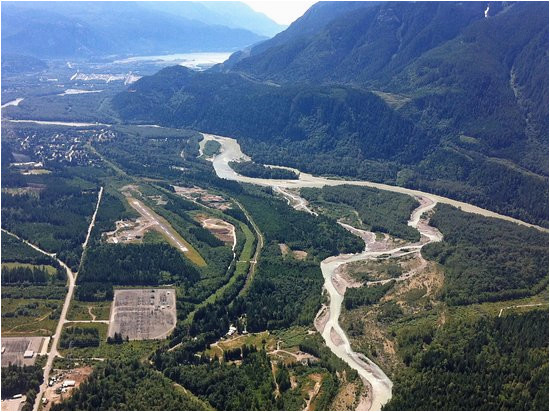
113 1 549 227
1 1 282 58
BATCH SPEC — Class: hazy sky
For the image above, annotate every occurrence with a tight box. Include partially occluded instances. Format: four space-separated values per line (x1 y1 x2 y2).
243 1 318 25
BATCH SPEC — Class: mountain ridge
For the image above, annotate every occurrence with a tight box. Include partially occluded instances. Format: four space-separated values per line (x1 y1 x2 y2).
1 1 271 58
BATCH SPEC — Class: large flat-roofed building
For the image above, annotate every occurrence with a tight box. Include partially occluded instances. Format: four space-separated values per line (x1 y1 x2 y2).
1 337 44 367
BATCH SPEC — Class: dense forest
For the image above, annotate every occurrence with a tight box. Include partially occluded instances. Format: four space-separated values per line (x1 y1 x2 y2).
93 126 200 181
202 140 221 157
237 190 363 259
1 175 98 269
2 284 67 300
1 363 43 409
1 265 64 285
240 246 325 331
422 205 548 305
51 360 207 411
164 349 276 410
386 310 549 410
301 185 420 241
78 243 201 286
1 232 55 265
230 161 299 180
74 282 114 302
60 326 100 348
344 282 395 310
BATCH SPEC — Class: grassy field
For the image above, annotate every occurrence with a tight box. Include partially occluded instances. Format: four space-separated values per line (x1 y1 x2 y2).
273 326 313 350
58 322 161 361
185 221 256 322
67 300 112 321
129 193 207 267
1 298 63 336
205 331 276 358
1 262 57 275
237 218 260 296
239 222 255 262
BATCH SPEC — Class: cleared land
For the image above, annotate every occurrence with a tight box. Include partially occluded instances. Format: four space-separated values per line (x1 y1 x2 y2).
173 185 232 210
123 194 206 266
1 336 45 367
1 397 26 411
108 289 176 340
1 298 63 336
196 215 235 244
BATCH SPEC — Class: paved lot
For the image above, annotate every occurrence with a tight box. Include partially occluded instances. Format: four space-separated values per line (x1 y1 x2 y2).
108 289 176 340
1 336 45 367
1 396 25 411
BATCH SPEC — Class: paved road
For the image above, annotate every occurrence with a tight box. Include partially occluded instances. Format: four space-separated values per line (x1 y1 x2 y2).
82 186 104 251
2 230 77 412
127 197 189 253
30 186 103 411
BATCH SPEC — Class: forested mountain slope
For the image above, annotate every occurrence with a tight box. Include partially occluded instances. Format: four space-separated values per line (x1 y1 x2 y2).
112 2 548 226
228 1 548 163
114 66 433 164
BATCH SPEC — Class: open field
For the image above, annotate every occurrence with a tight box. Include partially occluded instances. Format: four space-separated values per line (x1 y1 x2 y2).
1 298 63 336
195 214 235 244
67 300 112 321
206 331 276 359
1 336 45 367
122 188 206 266
1 396 26 411
108 289 176 340
57 322 160 361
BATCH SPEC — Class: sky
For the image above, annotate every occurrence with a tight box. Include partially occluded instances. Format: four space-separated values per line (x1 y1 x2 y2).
243 0 318 25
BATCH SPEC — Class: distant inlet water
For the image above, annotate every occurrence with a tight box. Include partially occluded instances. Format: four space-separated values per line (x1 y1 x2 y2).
112 52 232 70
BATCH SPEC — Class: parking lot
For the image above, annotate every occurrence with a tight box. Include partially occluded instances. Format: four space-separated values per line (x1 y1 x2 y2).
1 336 46 367
108 289 176 340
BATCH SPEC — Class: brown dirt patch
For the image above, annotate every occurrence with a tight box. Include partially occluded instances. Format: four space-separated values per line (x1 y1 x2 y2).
42 366 93 410
293 250 308 260
314 305 329 334
330 380 361 411
196 215 235 244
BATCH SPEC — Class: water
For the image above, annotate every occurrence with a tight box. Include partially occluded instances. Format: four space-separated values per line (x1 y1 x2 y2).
112 52 232 70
